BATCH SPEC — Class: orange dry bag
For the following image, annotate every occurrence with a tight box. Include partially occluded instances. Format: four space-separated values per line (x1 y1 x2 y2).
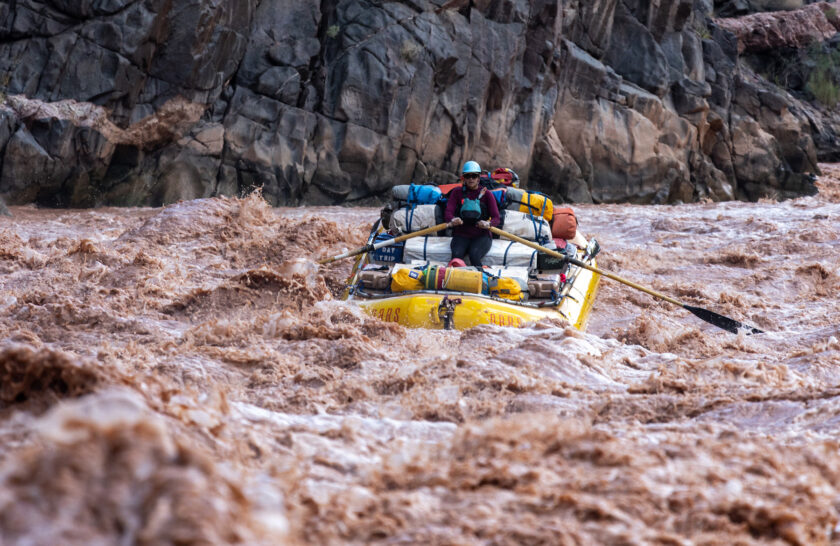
551 207 577 240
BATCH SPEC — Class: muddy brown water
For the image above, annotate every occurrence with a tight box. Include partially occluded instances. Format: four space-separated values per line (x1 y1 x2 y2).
1 166 839 545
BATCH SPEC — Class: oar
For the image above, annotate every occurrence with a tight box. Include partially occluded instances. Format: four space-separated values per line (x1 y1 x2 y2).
318 222 450 265
340 219 382 299
489 226 763 335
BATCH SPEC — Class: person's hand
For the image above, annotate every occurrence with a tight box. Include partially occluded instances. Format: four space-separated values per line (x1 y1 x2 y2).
449 218 463 227
477 220 490 229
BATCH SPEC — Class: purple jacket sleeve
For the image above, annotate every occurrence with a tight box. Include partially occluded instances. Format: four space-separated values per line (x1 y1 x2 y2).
444 186 461 222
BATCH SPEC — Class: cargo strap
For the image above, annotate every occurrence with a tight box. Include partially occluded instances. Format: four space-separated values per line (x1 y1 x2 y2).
501 241 537 267
502 241 514 265
524 192 548 241
404 204 417 232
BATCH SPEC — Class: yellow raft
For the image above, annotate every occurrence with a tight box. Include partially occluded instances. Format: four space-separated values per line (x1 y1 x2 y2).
343 233 601 331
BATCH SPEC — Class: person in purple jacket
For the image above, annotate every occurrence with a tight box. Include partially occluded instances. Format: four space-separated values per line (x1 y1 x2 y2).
444 160 501 267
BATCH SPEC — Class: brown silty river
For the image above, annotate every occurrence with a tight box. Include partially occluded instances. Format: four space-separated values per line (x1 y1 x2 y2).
1 165 839 545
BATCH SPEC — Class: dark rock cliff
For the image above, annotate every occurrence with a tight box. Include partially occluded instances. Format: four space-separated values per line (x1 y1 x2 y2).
0 0 837 207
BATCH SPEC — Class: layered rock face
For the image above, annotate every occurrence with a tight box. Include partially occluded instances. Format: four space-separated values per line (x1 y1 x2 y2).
0 0 836 207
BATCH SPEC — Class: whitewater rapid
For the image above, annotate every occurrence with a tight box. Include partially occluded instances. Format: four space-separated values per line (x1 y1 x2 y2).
0 167 839 544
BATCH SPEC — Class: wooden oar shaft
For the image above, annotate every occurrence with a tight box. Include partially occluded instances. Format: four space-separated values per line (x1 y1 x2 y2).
488 226 684 307
489 226 763 335
319 222 450 265
568 258 684 307
387 222 450 245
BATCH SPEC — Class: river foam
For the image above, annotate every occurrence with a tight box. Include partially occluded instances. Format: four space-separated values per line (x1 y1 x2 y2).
1 170 839 543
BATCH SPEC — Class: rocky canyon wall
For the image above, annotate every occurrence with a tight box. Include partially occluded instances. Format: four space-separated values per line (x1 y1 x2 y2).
0 0 837 208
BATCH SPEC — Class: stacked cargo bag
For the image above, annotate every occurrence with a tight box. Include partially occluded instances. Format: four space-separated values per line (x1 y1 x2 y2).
502 210 551 242
490 167 520 188
390 204 444 233
486 187 507 208
552 207 577 241
402 236 454 263
487 276 523 301
483 266 530 295
422 265 486 294
443 267 486 293
358 268 390 290
392 183 442 205
436 182 461 197
505 188 553 223
369 233 405 264
505 187 525 207
390 183 448 235
489 187 507 231
390 267 425 292
482 239 540 268
535 206 579 270
528 277 561 298
438 179 506 205
537 237 577 270
402 237 539 268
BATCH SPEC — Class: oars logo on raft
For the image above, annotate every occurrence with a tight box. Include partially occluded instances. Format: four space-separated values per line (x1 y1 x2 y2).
487 313 522 327
373 307 400 322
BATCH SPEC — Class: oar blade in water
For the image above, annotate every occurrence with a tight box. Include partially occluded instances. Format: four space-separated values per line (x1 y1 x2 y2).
684 305 763 335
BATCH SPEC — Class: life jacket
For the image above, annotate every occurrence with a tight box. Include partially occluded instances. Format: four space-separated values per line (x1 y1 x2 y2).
455 187 488 224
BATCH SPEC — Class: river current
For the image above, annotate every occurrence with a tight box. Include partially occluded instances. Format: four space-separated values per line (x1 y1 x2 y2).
1 166 839 544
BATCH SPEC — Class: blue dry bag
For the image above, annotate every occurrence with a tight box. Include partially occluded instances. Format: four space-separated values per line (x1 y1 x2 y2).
407 184 442 205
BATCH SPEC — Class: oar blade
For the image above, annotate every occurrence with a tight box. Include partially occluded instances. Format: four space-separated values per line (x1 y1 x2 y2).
684 305 763 335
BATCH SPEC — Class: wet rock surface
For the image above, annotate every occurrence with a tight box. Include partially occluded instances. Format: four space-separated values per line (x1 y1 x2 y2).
0 1 837 207
715 2 840 53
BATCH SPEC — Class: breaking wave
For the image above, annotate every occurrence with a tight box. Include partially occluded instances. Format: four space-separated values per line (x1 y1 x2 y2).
0 167 839 543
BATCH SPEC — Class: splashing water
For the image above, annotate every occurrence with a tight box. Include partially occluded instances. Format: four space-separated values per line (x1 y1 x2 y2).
1 172 840 543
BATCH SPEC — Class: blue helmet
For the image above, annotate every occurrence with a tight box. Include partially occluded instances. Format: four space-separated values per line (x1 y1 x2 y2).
462 160 481 174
